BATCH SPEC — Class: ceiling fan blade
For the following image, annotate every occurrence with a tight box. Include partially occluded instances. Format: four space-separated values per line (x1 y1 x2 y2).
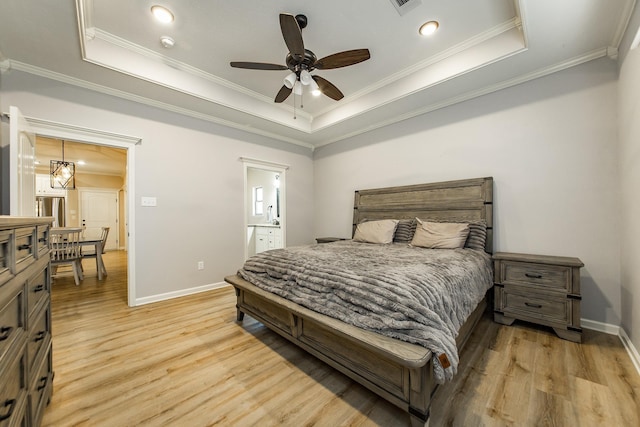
230 62 288 70
314 49 371 70
312 76 344 101
274 85 292 103
280 14 304 58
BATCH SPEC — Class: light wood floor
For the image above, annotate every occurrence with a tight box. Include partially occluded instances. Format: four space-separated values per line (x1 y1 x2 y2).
43 251 640 426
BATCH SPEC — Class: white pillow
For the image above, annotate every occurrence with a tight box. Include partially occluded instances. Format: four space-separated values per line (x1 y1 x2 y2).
353 219 399 244
411 219 470 249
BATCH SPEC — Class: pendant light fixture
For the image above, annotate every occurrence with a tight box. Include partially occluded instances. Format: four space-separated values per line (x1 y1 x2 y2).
50 140 75 189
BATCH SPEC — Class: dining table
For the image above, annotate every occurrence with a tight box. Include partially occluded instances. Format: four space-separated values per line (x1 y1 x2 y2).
51 227 107 280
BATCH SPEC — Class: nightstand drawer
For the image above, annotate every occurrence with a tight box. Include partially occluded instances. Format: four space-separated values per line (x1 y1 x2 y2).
503 289 568 323
501 261 570 291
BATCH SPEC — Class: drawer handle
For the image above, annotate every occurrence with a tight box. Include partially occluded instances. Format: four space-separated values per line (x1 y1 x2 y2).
37 376 48 391
0 326 12 341
0 399 16 421
525 273 543 279
524 302 543 309
17 243 32 251
33 284 45 293
34 330 46 342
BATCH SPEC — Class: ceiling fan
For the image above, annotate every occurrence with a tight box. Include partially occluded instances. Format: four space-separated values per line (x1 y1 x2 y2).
230 13 371 104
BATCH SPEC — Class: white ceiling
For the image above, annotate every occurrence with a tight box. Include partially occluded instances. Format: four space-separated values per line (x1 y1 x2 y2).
0 0 636 150
36 136 127 177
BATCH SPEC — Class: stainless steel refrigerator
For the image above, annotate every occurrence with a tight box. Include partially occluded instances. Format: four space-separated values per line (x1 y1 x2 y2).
36 196 66 227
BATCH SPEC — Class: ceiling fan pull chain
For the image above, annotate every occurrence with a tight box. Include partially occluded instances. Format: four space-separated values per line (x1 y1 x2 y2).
293 95 297 120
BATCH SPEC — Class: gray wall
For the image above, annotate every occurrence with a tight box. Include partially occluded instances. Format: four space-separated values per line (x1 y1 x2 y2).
0 53 635 338
313 58 621 326
619 5 640 359
0 70 315 301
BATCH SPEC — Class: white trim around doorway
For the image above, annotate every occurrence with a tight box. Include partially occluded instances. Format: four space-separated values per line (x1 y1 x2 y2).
23 115 140 307
240 157 288 261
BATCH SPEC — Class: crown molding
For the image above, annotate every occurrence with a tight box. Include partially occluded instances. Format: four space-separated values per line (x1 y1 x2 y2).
91 28 289 112
313 17 524 119
612 0 637 49
76 0 313 126
8 61 314 151
314 47 609 148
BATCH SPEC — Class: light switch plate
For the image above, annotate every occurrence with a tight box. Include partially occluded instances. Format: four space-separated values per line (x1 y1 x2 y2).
141 196 157 207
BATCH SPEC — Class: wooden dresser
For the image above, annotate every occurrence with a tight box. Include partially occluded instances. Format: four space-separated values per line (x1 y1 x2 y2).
493 252 584 342
0 217 53 426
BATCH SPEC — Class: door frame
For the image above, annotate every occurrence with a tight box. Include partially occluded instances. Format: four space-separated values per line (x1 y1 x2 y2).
241 157 288 261
18 114 140 306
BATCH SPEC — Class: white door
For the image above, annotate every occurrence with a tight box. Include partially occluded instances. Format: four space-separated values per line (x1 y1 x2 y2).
79 189 118 251
9 106 36 216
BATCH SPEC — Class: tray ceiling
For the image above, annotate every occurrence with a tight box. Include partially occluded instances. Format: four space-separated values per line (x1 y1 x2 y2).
0 0 635 150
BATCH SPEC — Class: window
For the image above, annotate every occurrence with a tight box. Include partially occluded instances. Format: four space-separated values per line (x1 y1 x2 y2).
253 186 263 215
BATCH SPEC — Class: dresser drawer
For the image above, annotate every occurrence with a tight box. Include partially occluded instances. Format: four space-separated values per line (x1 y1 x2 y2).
27 302 51 377
28 346 53 427
0 281 27 367
0 343 28 427
503 287 570 325
14 228 36 274
26 267 49 322
0 231 11 284
35 226 49 259
500 261 571 292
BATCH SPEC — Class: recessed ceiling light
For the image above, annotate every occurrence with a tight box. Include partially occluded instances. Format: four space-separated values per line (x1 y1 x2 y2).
77 160 86 165
419 21 439 36
160 36 175 48
151 5 174 24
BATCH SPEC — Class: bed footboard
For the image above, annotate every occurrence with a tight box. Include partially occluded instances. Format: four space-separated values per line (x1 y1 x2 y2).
226 274 486 426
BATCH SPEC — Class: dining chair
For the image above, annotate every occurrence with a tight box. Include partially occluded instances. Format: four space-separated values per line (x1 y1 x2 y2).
81 227 109 278
50 227 84 286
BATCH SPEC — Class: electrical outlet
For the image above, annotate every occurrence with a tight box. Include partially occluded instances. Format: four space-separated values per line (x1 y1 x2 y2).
197 261 204 270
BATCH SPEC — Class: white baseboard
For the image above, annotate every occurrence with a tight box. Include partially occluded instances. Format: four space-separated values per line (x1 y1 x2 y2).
619 327 640 376
582 318 640 376
135 281 231 306
580 318 620 335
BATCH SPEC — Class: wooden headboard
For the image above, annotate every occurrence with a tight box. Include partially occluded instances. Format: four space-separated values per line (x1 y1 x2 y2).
352 177 494 253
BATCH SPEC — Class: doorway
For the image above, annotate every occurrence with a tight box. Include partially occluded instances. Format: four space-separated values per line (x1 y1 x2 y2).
10 110 140 306
242 158 288 260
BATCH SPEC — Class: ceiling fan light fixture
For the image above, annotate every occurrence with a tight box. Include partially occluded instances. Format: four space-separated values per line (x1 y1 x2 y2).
299 69 313 85
283 72 297 89
419 21 439 36
309 79 321 96
151 5 174 24
293 81 303 95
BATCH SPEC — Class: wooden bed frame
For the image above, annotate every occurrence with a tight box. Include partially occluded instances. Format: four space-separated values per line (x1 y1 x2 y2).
225 177 494 427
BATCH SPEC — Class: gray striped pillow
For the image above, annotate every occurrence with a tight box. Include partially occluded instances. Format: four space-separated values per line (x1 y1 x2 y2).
393 218 417 243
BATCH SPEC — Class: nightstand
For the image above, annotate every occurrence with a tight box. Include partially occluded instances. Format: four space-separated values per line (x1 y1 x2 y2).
493 252 584 342
315 237 347 244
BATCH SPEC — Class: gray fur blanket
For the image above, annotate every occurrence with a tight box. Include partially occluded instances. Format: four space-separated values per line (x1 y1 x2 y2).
238 240 493 383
